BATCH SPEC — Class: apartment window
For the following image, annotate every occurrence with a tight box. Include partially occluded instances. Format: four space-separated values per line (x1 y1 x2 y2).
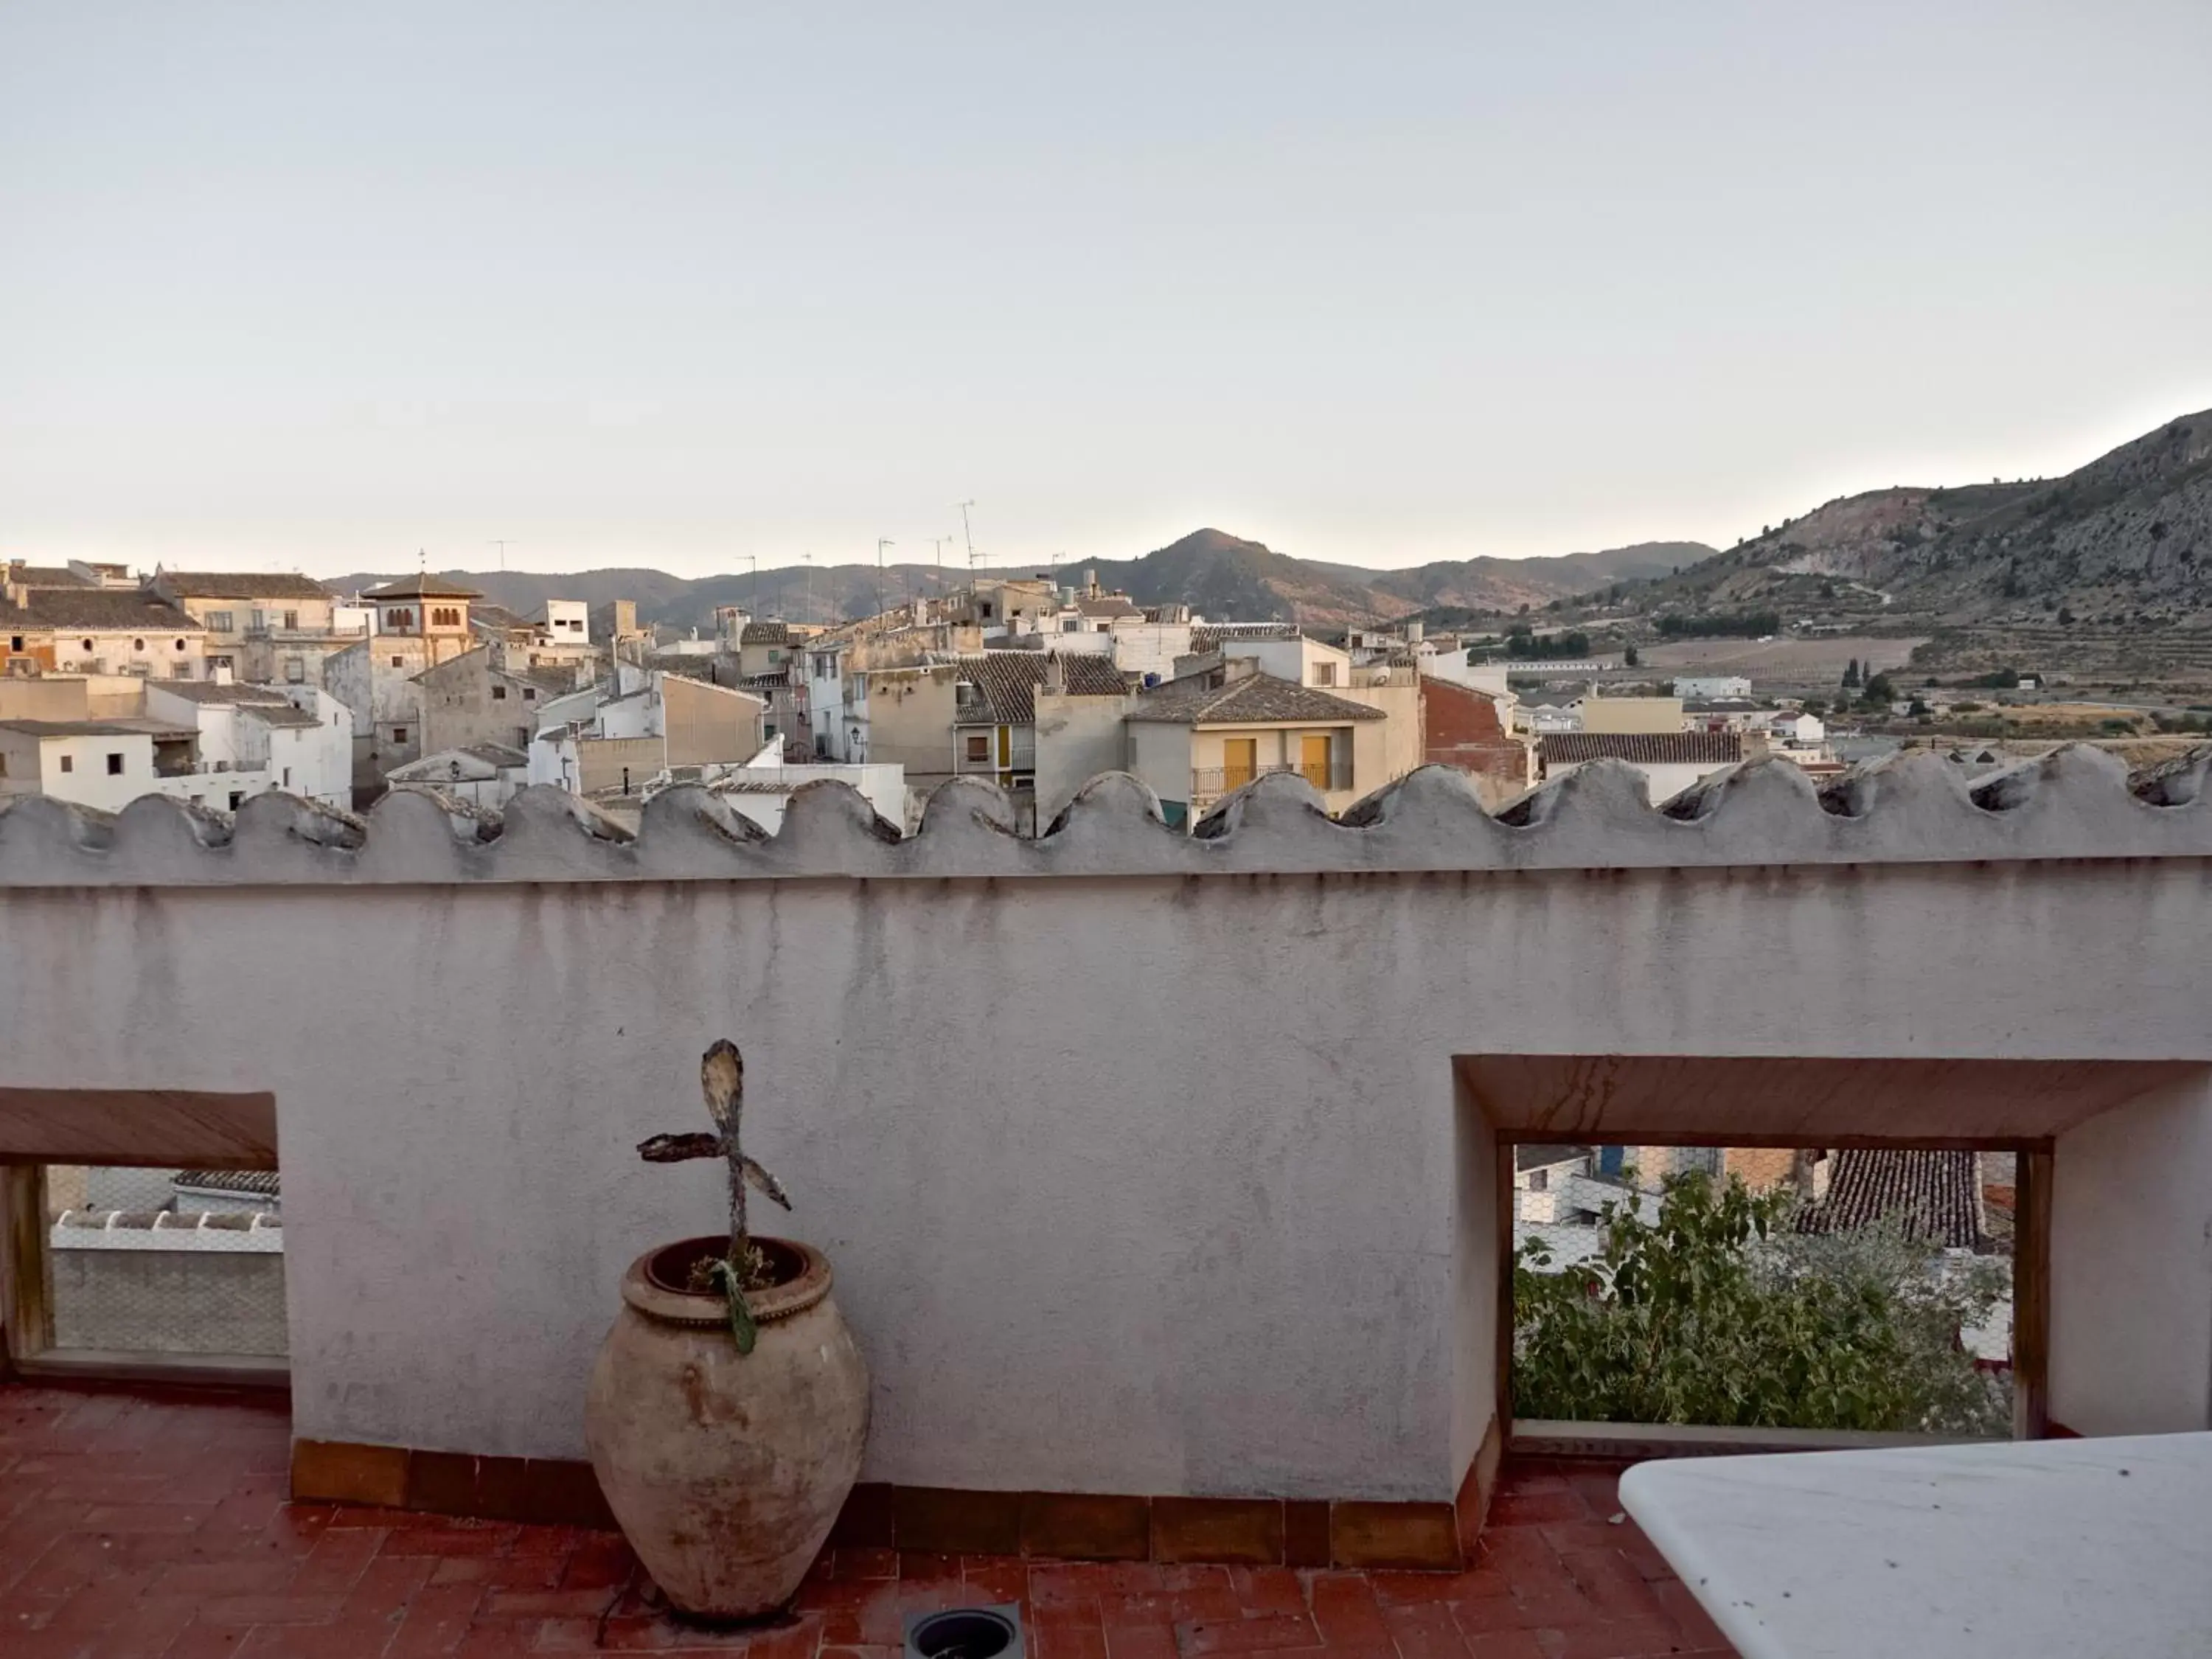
1527 1168 1549 1192
208 611 234 632
133 638 146 652
105 753 125 775
174 639 187 651
10 636 21 652
284 658 305 684
493 684 508 700
248 611 266 631
282 611 298 630
80 638 94 652
390 655 405 669
229 791 245 810
281 768 291 788
59 755 74 773
1062 618 1082 633
524 687 536 701
964 733 989 763
171 664 192 679
391 726 408 745
768 650 782 664
1313 662 1336 686
431 608 460 628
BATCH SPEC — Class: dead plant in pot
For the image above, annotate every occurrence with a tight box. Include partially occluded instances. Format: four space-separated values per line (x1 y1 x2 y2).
582 1039 870 1620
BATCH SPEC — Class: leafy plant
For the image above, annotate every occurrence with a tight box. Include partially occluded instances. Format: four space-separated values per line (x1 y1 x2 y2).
1513 1169 2010 1436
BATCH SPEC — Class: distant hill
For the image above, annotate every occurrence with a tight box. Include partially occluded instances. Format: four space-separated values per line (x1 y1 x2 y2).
329 530 1715 633
1622 408 2212 675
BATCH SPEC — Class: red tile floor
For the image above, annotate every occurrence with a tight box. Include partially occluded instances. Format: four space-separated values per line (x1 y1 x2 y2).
0 1385 1737 1659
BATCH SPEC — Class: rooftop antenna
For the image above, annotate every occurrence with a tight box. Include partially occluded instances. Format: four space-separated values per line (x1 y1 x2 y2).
803 553 813 625
956 501 977 574
744 554 757 617
489 539 509 572
875 539 894 620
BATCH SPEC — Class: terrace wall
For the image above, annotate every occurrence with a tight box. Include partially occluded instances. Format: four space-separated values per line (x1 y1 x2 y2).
1 751 2209 1523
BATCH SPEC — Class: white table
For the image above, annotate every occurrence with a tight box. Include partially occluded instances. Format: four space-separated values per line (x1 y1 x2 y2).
1619 1433 2212 1659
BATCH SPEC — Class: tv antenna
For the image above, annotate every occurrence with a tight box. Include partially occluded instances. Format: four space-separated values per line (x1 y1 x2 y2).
875 539 894 620
956 501 977 572
489 539 509 572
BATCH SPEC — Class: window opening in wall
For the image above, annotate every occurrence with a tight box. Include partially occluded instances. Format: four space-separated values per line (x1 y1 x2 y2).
105 753 124 775
493 684 508 700
18 1164 288 1369
59 755 74 773
1506 1138 2031 1450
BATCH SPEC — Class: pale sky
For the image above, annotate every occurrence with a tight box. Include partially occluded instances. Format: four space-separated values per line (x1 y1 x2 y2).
4 1 2209 580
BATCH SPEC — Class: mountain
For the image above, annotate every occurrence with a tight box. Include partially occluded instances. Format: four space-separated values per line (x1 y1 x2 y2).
1630 411 2212 668
329 531 1715 633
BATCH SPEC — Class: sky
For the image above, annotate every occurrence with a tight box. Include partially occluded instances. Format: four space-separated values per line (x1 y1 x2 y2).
4 1 2211 581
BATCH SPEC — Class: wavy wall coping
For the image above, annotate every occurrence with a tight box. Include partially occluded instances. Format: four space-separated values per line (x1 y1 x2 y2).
0 746 2207 888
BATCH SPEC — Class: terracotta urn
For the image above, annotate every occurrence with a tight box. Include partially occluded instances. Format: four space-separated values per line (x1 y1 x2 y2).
585 1234 870 1618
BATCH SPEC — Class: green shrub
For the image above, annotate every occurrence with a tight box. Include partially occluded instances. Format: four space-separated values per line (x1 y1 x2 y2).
1513 1169 2010 1436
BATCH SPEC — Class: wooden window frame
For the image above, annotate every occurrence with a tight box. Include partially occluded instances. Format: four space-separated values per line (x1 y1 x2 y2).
1 1086 288 1391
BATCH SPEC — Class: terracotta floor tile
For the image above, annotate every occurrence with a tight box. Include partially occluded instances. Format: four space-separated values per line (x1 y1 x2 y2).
0 1389 1739 1659
1304 1572 1389 1651
1103 1627 1180 1659
827 1548 897 1582
1380 1601 1473 1659
1481 1492 1589 1530
1458 1632 1546 1659
1175 1610 1321 1654
1225 1568 1305 1618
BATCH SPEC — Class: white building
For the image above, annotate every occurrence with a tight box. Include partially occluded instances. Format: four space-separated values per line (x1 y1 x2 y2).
543 599 590 647
0 720 194 812
1674 675 1754 701
699 740 905 835
386 743 532 810
1533 729 1745 805
145 681 353 809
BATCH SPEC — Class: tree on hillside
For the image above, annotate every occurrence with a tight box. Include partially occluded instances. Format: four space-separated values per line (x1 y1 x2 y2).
1624 644 1640 667
1861 671 1896 706
1513 1169 2009 1435
1843 658 1860 689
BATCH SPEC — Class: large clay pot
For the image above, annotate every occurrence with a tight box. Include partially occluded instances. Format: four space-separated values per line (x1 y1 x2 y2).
585 1235 869 1618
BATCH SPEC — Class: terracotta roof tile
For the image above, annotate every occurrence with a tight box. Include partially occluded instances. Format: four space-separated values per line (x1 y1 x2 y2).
954 653 1129 725
1536 731 1744 765
1797 1149 1988 1251
1127 670 1385 725
153 571 330 601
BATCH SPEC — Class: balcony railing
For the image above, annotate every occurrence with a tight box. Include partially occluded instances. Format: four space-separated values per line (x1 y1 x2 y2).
1191 759 1351 801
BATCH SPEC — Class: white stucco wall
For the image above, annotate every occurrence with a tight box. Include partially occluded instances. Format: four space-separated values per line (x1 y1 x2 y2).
2 751 2210 1505
1032 691 1136 826
2051 1071 2212 1436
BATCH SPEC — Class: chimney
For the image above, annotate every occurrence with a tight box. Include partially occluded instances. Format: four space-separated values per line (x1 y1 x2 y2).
1043 653 1066 695
212 662 234 686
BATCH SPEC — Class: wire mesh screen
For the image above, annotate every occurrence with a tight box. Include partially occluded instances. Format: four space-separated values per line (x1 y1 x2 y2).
42 1164 288 1359
1512 1144 2016 1438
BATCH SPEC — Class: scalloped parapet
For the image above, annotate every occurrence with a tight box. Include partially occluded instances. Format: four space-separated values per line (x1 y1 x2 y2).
1 746 2208 887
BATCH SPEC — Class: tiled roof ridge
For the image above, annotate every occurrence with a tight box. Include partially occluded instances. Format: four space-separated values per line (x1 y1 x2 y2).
0 745 2206 882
